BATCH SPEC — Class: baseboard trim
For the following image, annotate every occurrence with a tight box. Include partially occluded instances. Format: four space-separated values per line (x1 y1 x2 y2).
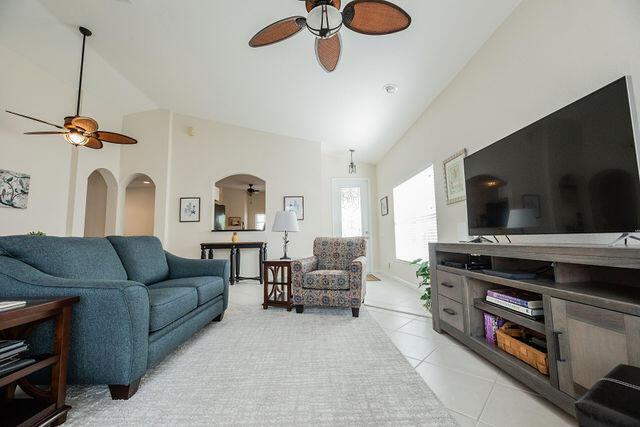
375 271 421 293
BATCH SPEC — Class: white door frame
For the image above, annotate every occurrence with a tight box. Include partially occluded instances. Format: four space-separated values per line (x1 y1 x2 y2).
331 178 374 273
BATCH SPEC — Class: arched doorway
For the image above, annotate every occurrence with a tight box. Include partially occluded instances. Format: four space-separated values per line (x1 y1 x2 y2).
84 169 118 237
123 174 156 236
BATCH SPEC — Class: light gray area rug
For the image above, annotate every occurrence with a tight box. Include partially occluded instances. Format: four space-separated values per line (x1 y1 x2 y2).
65 306 456 426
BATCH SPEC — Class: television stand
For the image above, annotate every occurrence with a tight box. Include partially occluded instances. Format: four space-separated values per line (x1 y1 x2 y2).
429 242 640 417
609 233 640 246
466 236 498 244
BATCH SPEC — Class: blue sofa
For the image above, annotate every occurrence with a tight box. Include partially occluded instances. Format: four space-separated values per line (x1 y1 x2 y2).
0 235 229 399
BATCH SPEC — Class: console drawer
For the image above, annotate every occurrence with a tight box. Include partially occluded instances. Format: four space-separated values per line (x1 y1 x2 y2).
439 295 464 332
437 270 463 303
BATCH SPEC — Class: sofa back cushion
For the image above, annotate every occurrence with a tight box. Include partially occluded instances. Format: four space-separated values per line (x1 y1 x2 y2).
0 235 127 281
313 237 367 270
107 236 169 285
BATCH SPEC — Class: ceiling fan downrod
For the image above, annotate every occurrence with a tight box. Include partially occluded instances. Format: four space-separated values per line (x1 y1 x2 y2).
76 26 92 117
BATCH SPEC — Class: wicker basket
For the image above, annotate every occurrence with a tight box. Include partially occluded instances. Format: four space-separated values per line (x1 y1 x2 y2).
496 322 549 376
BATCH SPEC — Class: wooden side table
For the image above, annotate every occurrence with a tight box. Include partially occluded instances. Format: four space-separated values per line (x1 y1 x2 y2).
0 297 79 426
262 260 293 311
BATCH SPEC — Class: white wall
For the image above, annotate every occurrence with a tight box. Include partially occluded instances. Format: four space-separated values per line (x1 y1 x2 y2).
0 1 156 237
165 113 325 277
376 0 640 282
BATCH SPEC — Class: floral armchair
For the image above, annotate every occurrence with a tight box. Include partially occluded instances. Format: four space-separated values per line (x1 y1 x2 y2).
291 237 367 317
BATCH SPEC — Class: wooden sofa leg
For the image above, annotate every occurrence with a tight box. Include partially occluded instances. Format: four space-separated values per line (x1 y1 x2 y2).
295 305 304 314
352 307 360 318
213 312 224 322
109 379 141 400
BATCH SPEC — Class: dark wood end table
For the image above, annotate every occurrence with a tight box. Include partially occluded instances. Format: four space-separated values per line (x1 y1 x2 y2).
0 297 79 426
262 260 293 311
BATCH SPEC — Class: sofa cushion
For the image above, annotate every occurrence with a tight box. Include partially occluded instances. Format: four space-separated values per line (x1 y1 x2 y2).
149 276 224 306
0 236 127 281
303 270 350 290
107 236 169 285
147 287 198 332
313 237 367 270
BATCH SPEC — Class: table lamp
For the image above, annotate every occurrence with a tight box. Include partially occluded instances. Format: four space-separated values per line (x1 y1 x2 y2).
272 211 299 260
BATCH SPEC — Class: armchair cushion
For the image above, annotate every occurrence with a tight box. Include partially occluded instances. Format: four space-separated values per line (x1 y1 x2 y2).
303 270 350 290
150 276 224 306
314 237 367 270
148 287 198 332
0 236 127 281
107 236 169 285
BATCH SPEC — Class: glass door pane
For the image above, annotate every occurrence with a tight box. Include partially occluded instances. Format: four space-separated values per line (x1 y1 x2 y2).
340 187 362 237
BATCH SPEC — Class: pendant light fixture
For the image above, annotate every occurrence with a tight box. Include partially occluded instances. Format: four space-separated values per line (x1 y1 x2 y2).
348 149 357 175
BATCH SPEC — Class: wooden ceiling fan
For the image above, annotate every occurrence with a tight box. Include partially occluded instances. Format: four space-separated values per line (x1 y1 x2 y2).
249 0 411 73
6 27 137 150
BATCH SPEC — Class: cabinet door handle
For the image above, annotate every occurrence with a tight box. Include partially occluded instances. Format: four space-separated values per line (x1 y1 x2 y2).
443 308 457 316
441 283 454 289
553 331 566 362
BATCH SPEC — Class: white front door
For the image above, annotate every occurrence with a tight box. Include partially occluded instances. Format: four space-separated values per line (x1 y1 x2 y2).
331 178 372 272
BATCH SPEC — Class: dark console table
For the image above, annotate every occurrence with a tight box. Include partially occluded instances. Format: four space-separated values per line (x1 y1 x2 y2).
0 297 79 426
201 242 267 285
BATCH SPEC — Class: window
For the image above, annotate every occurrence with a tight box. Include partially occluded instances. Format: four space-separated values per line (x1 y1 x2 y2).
393 166 438 262
255 214 266 231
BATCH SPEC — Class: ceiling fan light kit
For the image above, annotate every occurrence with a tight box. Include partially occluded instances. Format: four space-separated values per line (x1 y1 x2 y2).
5 26 138 150
249 0 411 72
306 4 343 38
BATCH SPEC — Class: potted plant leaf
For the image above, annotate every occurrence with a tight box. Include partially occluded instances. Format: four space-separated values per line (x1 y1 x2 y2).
411 259 431 312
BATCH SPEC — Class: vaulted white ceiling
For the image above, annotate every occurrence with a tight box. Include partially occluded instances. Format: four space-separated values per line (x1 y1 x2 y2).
38 0 521 163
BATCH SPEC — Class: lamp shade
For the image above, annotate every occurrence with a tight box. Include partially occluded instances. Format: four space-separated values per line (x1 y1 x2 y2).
272 211 300 232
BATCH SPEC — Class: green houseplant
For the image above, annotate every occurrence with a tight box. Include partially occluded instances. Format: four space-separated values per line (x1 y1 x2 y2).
411 259 431 312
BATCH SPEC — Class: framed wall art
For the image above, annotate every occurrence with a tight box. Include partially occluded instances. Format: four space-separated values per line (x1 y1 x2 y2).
284 196 304 220
443 149 467 205
179 197 201 222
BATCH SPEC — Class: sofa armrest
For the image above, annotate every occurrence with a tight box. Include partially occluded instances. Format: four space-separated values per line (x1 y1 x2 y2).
349 256 367 306
0 256 149 385
165 252 230 284
291 256 318 289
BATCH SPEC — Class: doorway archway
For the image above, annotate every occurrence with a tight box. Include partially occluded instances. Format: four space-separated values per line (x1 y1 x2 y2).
123 174 156 236
84 169 118 237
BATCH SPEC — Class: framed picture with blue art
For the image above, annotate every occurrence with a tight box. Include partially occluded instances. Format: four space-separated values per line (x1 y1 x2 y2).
179 197 201 222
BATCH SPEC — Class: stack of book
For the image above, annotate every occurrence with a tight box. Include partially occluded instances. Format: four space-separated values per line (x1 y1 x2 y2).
0 340 35 377
486 288 544 319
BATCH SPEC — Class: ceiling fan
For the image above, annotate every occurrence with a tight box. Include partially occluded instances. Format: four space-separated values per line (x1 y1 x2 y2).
5 27 137 150
249 0 411 73
246 184 260 197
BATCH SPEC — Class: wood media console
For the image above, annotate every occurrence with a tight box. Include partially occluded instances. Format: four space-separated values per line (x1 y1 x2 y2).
429 242 640 416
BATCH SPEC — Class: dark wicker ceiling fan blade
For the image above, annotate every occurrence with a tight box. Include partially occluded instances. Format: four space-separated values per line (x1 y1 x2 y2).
249 16 307 47
95 131 137 145
305 0 341 13
342 0 411 35
315 34 342 73
5 110 65 129
84 137 103 150
71 116 99 133
23 131 67 135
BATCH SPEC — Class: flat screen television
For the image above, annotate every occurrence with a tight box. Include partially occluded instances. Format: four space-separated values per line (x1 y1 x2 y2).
465 77 640 236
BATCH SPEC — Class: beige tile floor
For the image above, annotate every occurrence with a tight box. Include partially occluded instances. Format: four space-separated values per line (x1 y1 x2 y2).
231 277 577 427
